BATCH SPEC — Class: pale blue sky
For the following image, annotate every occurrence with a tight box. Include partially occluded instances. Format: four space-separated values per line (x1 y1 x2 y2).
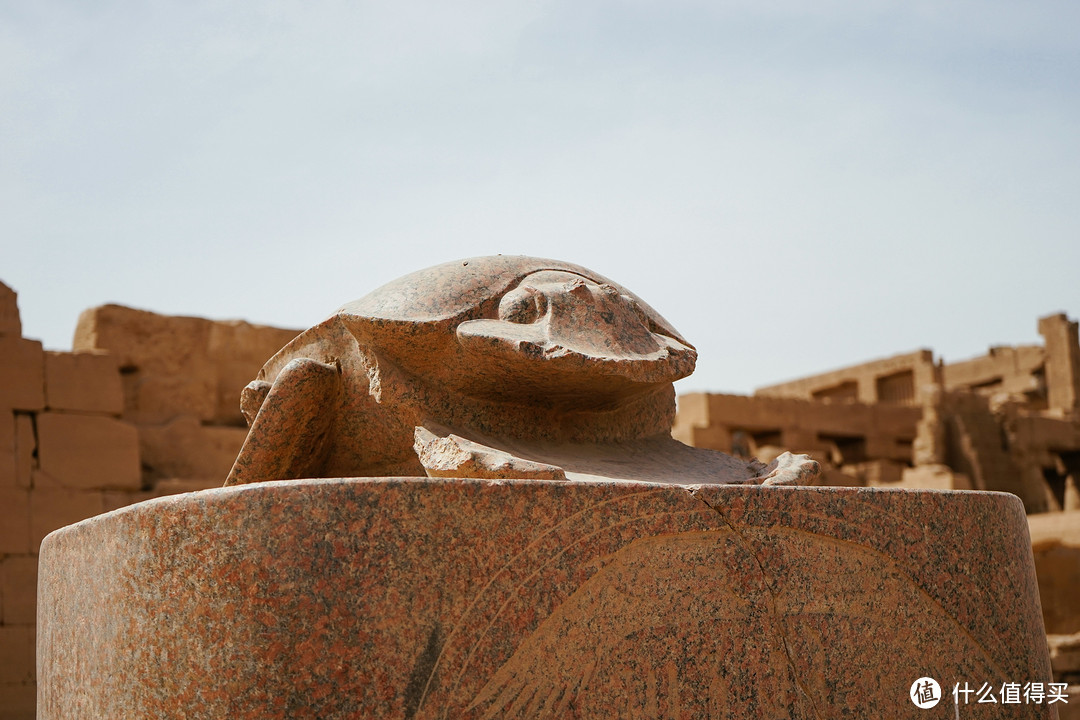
3 0 1079 394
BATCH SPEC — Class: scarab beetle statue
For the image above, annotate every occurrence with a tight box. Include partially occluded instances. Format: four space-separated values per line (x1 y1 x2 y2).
225 256 818 486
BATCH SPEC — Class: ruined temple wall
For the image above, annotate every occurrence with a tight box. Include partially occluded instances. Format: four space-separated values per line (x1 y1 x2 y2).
754 349 938 406
673 392 920 472
1040 314 1080 416
0 285 143 718
0 284 300 719
754 324 1074 412
941 344 1045 396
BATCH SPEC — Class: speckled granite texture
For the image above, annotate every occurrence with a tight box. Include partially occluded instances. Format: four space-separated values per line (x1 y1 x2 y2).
38 480 1055 719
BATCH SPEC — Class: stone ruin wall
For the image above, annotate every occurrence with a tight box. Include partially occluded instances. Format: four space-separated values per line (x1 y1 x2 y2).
0 281 298 719
684 316 1080 512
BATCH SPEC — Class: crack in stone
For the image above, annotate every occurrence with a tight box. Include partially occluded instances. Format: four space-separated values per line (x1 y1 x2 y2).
686 486 824 720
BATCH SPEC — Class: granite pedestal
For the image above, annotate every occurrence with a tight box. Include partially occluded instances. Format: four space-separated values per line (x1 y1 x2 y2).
37 479 1055 718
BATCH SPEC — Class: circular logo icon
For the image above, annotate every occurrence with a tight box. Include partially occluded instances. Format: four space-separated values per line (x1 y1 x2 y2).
910 677 942 708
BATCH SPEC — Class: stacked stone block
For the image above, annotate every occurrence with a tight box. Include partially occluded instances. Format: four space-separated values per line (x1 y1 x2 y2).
0 284 299 719
0 284 142 719
672 391 920 483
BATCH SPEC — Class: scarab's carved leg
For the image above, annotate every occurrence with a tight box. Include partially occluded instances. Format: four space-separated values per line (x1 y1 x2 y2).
225 358 342 486
240 380 272 426
413 426 567 481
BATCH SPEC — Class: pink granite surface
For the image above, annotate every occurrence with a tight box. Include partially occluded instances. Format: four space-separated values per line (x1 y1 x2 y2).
38 480 1055 719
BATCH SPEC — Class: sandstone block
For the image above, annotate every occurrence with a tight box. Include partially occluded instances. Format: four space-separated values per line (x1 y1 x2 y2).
0 281 20 337
865 434 915 463
821 465 863 487
0 682 36 720
207 321 301 426
780 428 817 451
870 405 923 437
73 305 216 422
685 424 730 452
1014 415 1080 452
672 392 709 430
121 373 217 425
1060 688 1080 720
152 477 226 495
0 626 34 683
900 464 971 490
30 487 104 550
0 337 43 412
0 411 14 487
1048 632 1080 677
101 489 156 513
72 305 298 425
36 412 140 490
1 555 37 626
0 488 30 553
13 413 34 489
1029 510 1080 635
43 351 123 415
139 416 248 483
853 458 906 486
38 480 1053 718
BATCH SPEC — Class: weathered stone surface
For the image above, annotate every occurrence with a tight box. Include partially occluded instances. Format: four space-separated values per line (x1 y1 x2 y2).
843 458 905 486
671 391 920 475
207 321 303 426
0 488 29 554
1030 510 1080 635
138 415 248 483
0 626 34 684
12 413 33 489
43 351 123 415
29 487 105 550
38 481 1053 719
227 257 817 488
1049 632 1080 676
899 463 973 490
73 305 300 425
0 554 37 626
1059 688 1080 720
913 385 947 466
1039 314 1080 416
0 337 43 412
35 412 140 491
73 306 216 422
0 411 14 487
0 682 36 720
0 281 20 338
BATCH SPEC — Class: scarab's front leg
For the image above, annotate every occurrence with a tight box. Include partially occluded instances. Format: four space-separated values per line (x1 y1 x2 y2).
225 358 342 486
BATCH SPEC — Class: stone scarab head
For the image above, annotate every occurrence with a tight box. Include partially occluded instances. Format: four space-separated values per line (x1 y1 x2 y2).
225 256 817 487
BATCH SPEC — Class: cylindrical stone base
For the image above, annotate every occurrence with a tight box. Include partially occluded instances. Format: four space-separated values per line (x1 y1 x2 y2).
38 479 1055 718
